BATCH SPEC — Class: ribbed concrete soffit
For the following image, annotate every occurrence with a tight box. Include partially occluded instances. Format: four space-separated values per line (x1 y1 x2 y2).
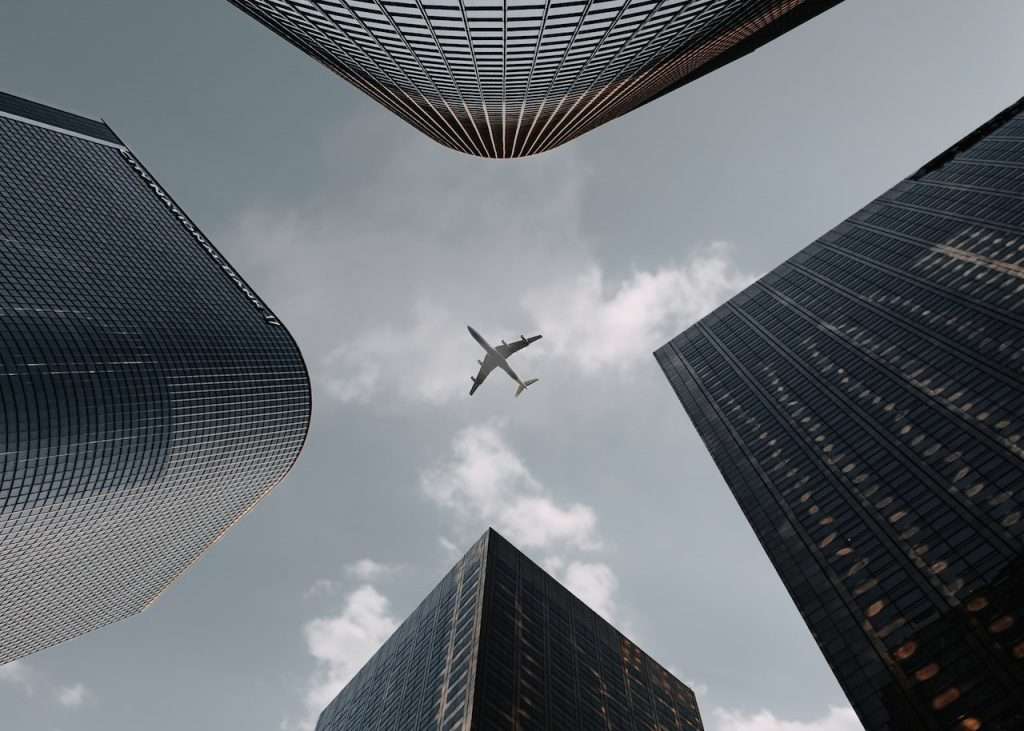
228 0 839 157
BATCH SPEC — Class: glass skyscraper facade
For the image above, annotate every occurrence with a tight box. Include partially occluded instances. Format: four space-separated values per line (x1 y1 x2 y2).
0 91 311 663
656 97 1024 730
226 0 842 158
316 529 703 730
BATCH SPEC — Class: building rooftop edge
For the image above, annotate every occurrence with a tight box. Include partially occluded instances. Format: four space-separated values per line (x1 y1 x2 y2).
653 92 1024 358
911 95 1024 180
0 90 121 145
484 527 699 697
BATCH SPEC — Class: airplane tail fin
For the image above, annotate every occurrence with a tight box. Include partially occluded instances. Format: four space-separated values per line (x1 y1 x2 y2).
515 378 539 398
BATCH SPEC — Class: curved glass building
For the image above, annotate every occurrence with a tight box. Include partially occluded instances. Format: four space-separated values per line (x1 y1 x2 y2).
226 0 842 158
0 91 311 664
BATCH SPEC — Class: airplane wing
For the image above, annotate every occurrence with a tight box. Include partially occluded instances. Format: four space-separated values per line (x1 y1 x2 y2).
470 356 498 395
494 334 542 359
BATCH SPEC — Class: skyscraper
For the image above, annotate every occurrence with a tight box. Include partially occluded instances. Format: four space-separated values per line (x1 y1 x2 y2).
656 97 1024 730
226 0 842 158
316 529 703 730
0 91 311 663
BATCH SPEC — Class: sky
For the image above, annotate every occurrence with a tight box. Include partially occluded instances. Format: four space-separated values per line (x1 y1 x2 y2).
1 1 1023 729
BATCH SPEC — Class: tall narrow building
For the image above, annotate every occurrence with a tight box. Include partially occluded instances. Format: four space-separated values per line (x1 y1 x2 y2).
316 529 703 731
0 91 311 663
656 97 1024 730
225 0 842 158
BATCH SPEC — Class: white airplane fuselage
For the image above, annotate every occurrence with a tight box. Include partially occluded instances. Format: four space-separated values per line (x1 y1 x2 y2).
467 325 525 388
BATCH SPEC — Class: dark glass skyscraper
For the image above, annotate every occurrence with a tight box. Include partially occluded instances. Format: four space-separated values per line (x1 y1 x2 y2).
656 97 1024 730
316 529 703 730
226 0 842 158
0 91 311 663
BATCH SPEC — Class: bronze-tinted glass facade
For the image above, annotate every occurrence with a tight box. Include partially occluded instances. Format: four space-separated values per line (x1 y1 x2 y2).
316 529 703 730
226 0 841 158
656 98 1024 730
0 92 311 663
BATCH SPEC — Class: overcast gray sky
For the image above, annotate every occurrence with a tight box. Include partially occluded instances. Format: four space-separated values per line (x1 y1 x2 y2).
2 1 1024 729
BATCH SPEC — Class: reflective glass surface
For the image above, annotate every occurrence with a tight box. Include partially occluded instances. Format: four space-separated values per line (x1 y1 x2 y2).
316 530 703 730
226 0 841 157
657 98 1024 730
0 93 311 663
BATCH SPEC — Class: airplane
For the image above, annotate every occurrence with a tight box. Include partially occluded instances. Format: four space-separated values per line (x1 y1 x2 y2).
467 325 542 397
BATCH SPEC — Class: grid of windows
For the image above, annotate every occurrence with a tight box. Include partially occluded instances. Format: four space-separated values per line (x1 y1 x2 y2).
226 0 841 158
655 97 1024 730
316 532 488 731
474 530 702 731
0 93 311 664
316 529 703 730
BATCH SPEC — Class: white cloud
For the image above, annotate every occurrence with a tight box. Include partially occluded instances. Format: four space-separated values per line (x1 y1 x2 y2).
499 497 598 551
234 125 748 410
423 425 623 628
421 423 599 551
711 706 862 731
684 679 710 698
1 663 92 710
523 246 755 373
56 683 88 708
303 579 339 599
345 559 398 581
541 555 566 575
317 247 752 406
562 561 618 622
0 660 32 696
221 114 592 403
323 303 469 405
304 562 399 602
438 536 460 560
301 585 399 721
